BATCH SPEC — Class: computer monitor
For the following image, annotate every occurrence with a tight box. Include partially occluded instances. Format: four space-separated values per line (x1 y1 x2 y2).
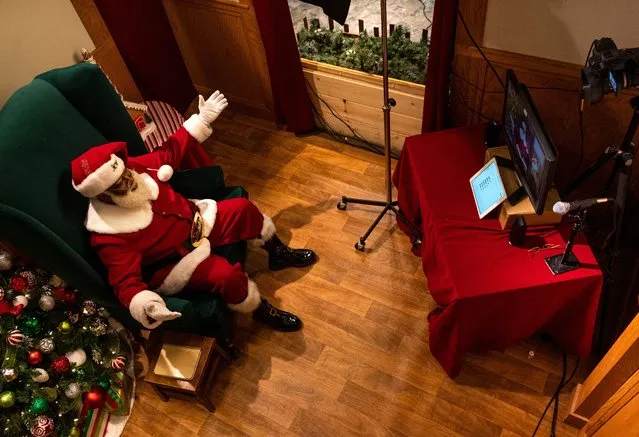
502 70 558 214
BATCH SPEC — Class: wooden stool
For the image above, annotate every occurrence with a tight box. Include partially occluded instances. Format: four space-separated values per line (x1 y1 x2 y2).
144 331 229 412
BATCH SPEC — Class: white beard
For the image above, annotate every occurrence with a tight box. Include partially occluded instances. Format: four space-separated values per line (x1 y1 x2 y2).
110 170 153 209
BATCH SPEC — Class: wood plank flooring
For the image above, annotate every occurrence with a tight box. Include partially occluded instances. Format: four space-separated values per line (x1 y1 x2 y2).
123 113 591 437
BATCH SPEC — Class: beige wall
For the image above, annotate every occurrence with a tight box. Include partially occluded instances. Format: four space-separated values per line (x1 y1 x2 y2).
484 0 639 65
0 0 94 107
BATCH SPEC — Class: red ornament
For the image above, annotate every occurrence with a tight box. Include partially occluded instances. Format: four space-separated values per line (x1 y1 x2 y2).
51 356 70 373
28 349 44 365
9 275 27 292
111 355 127 371
84 387 106 409
7 329 25 346
53 288 77 305
30 415 54 437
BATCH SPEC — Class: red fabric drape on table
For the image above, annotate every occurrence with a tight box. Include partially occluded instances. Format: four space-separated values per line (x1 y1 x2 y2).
253 0 316 133
94 0 196 113
421 0 458 133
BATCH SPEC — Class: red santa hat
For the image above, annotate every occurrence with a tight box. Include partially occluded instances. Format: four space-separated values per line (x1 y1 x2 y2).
71 142 128 198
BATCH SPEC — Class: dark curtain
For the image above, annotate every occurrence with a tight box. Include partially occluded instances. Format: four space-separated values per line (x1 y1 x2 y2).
94 0 196 113
253 0 316 133
421 0 458 133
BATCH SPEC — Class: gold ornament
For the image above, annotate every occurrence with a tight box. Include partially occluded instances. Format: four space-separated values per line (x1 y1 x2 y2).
0 391 15 408
58 321 72 334
68 427 81 437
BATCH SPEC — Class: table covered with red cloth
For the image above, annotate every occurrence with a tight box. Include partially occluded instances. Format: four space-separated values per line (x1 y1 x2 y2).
392 124 603 378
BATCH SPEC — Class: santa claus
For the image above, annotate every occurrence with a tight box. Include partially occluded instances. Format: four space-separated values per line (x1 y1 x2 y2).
71 92 316 332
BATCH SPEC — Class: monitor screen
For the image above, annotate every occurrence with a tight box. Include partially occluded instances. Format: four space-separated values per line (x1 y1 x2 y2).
502 70 557 214
470 158 507 219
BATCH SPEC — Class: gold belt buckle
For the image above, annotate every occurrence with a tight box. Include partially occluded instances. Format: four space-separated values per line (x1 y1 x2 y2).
191 211 205 248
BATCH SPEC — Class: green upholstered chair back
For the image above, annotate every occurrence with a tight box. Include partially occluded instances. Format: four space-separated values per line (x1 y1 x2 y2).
0 64 146 311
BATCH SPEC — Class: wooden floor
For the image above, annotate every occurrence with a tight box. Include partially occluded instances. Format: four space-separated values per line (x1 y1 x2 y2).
123 114 590 437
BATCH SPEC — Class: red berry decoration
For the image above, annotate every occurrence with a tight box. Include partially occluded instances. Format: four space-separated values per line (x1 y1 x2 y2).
9 304 23 316
53 288 77 305
84 387 107 409
7 329 25 346
51 356 70 374
9 275 27 292
27 349 44 365
111 355 127 371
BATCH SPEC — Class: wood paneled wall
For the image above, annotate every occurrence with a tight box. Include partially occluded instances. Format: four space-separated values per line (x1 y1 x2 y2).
451 44 639 196
163 0 275 122
302 59 424 155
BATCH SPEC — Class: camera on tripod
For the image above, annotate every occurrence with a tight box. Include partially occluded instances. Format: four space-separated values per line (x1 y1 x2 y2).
581 37 639 104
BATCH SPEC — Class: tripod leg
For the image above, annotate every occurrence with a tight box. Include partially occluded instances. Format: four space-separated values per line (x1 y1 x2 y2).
355 204 393 251
390 206 423 242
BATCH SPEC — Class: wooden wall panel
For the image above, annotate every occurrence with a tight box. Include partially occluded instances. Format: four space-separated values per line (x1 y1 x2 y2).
451 44 639 195
163 0 275 122
70 0 143 102
302 59 424 155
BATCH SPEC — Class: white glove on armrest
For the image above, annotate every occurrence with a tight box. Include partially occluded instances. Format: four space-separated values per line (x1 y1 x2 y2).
197 91 228 126
129 290 181 329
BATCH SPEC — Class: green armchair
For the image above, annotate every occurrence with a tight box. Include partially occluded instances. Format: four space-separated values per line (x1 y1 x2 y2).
0 63 244 339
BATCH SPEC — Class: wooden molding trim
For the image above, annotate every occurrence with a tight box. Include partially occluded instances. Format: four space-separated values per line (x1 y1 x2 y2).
456 0 488 45
300 59 425 95
569 313 639 420
582 369 639 435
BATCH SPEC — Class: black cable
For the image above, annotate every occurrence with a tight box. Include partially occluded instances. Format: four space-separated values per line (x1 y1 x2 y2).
532 352 580 437
449 86 494 122
457 9 505 90
304 78 399 158
570 98 586 181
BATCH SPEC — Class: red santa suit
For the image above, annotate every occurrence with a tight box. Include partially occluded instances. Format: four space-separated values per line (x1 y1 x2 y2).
71 115 273 324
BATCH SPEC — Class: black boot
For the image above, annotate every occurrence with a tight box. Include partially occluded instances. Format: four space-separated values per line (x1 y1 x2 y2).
264 235 317 271
253 299 302 332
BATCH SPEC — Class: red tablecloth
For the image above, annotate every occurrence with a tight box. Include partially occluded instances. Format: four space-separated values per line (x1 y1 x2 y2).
393 124 603 377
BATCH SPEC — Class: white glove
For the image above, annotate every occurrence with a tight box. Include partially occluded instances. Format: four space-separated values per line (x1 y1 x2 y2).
129 290 181 329
197 91 228 126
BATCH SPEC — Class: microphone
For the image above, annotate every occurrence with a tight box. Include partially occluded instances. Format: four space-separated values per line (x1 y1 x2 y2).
553 198 614 214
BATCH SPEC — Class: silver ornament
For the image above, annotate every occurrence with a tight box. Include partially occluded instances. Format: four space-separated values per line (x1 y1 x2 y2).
37 338 55 353
40 285 53 296
1 368 17 382
67 312 79 325
32 368 49 383
0 251 13 271
65 348 87 367
97 307 110 318
38 295 55 312
89 318 107 336
64 383 81 399
12 295 28 308
81 300 97 316
0 287 4 300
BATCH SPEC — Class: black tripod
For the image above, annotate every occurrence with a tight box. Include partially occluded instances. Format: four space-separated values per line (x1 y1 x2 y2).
336 0 423 252
561 96 639 275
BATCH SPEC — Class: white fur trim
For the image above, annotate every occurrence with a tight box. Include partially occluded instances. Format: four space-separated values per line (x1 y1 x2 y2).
227 279 261 313
249 215 277 247
73 154 125 198
155 239 211 296
190 199 217 237
183 114 213 143
84 174 158 234
157 165 174 182
129 290 165 329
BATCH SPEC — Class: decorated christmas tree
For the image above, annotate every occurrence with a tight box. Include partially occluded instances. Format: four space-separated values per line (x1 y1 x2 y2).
0 252 128 437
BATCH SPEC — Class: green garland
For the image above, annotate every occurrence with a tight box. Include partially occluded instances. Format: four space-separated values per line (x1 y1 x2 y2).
297 21 429 84
0 265 125 437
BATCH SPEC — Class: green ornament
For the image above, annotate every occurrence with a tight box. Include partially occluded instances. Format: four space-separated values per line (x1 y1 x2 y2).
19 314 42 336
98 378 110 390
29 396 48 414
58 321 72 335
41 387 58 402
73 366 86 379
0 391 15 408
